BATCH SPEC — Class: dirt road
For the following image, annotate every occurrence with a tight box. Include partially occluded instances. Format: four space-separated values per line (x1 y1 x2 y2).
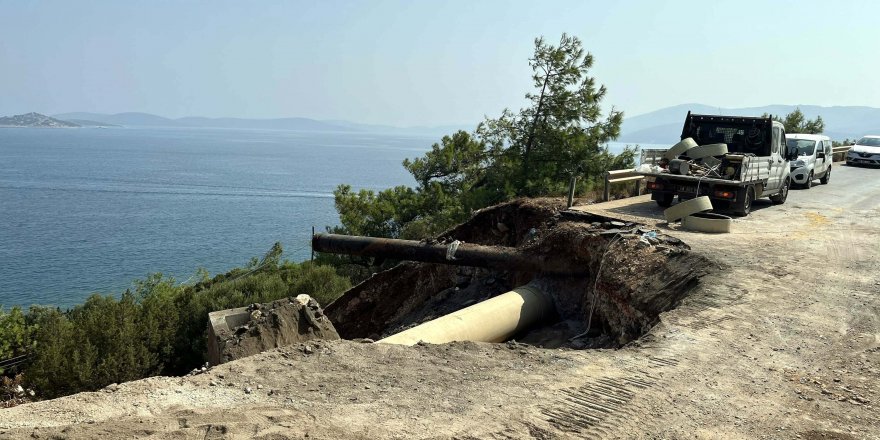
1 165 878 439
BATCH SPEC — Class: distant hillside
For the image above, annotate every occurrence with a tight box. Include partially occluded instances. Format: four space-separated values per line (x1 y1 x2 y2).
52 112 467 136
0 112 79 128
63 119 120 127
619 104 880 144
54 112 182 127
54 112 358 131
175 116 355 132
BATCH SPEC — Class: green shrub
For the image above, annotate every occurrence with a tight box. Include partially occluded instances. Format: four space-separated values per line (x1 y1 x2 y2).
0 306 29 374
1 243 350 399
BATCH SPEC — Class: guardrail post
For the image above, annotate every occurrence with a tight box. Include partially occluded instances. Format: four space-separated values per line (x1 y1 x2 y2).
603 172 611 202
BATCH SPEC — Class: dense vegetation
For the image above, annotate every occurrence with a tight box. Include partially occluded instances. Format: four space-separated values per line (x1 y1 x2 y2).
766 108 858 146
0 243 349 398
765 108 825 134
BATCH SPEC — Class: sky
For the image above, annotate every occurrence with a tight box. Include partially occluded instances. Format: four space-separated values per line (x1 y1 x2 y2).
1 0 878 126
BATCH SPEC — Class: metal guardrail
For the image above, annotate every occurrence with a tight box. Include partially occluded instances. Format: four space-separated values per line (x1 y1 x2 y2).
603 169 644 202
639 148 668 166
599 148 670 203
0 354 30 371
595 148 669 202
832 145 851 162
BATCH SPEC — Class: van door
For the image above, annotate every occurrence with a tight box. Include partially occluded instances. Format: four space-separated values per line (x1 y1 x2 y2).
822 139 834 176
768 126 784 190
826 140 833 173
813 140 825 177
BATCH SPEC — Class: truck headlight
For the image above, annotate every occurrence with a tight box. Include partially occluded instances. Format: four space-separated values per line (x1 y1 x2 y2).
792 160 805 167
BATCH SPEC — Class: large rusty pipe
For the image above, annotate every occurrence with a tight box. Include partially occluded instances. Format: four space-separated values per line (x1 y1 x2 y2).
312 233 584 275
377 284 554 346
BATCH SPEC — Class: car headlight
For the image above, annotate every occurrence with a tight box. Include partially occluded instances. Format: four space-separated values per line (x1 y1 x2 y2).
792 160 805 167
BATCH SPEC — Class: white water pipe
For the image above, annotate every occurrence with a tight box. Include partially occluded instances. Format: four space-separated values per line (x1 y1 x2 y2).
377 285 554 346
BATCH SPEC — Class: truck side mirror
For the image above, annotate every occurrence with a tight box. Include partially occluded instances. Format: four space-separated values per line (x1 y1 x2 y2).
817 151 826 159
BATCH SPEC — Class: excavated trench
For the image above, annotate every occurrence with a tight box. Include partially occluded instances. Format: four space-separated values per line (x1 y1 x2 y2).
324 199 713 350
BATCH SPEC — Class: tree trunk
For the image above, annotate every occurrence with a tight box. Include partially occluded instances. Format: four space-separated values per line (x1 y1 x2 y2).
521 72 550 192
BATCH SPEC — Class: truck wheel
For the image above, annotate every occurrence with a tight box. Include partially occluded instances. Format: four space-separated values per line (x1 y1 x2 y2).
655 193 674 207
770 177 789 205
735 186 754 216
820 167 830 184
804 171 813 189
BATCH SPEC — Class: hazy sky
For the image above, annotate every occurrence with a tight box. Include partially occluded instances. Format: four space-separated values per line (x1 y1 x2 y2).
1 0 877 126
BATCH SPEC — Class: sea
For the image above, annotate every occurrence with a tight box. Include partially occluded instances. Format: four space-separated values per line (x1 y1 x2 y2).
0 127 640 309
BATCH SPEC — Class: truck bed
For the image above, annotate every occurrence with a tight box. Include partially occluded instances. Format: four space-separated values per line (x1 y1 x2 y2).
640 171 749 186
642 154 771 186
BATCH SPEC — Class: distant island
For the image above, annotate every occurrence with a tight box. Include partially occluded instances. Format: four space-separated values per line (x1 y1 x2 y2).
52 112 468 136
0 112 80 128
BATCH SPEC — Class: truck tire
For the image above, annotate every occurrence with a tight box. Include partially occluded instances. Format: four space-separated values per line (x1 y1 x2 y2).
655 193 674 207
734 185 754 216
820 167 830 184
770 177 789 205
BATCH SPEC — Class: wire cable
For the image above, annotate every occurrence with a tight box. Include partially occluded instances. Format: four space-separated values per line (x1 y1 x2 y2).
569 232 625 341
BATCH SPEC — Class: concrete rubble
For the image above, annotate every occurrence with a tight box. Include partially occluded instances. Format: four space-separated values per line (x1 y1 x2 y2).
206 294 339 365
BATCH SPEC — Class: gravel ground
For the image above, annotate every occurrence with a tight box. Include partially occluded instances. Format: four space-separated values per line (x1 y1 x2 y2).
1 164 878 439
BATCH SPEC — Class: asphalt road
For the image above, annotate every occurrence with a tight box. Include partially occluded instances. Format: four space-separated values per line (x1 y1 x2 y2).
570 162 880 438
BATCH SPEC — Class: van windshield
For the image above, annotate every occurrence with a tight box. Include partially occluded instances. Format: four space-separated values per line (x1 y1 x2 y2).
786 139 816 156
856 137 880 147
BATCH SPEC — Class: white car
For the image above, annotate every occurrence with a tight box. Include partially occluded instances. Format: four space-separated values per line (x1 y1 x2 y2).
786 134 832 188
847 135 880 166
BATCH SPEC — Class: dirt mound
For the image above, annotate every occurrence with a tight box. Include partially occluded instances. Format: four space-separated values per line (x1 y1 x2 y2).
208 295 339 364
325 198 712 348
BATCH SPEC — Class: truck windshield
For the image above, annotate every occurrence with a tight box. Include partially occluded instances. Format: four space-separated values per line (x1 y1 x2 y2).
856 137 880 147
786 139 816 156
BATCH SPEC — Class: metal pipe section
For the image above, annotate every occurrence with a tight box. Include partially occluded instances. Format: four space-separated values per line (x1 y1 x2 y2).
377 285 554 346
312 233 585 275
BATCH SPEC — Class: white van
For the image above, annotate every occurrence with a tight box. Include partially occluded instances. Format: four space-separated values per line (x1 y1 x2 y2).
786 134 832 188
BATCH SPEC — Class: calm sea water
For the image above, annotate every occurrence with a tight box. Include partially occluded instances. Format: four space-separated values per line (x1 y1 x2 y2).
0 127 640 309
0 127 439 308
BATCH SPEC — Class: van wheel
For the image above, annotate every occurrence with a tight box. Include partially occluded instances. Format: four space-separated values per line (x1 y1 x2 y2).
770 177 789 205
820 167 830 184
735 186 755 216
804 172 813 189
655 193 674 207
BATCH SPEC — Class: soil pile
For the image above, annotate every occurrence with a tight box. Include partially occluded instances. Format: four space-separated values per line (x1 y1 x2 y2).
209 295 339 364
325 198 712 348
